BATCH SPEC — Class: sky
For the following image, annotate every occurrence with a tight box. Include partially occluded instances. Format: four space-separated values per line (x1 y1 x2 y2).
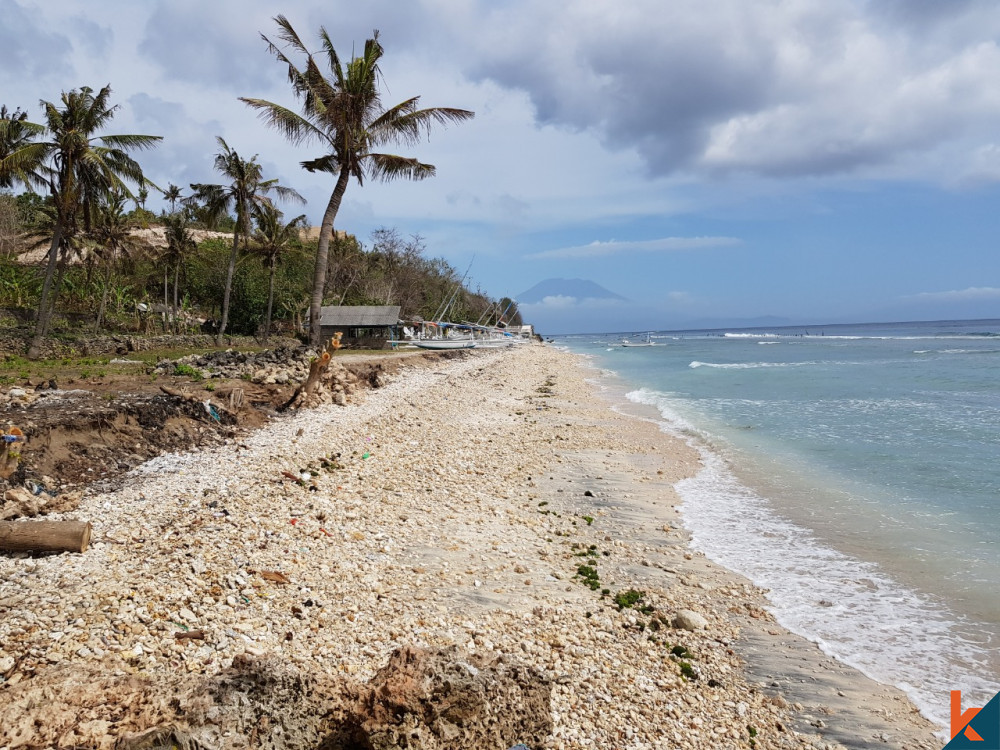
3 0 1000 334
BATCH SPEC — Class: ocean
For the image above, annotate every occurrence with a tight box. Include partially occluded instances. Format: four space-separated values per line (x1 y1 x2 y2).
556 318 1000 731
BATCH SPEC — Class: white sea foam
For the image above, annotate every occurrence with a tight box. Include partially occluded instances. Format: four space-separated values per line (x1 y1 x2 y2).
675 449 1000 730
690 360 817 369
625 387 1000 730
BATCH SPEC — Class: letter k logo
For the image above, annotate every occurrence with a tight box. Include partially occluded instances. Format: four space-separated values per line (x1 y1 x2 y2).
953 691 985 742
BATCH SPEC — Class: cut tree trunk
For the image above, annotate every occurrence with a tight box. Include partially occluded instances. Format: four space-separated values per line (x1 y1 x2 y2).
280 333 342 411
0 520 92 554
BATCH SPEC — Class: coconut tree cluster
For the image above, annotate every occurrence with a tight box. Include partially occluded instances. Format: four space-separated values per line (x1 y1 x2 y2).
0 19 478 357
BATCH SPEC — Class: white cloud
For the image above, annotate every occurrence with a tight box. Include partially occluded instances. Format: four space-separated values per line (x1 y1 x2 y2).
521 295 626 309
529 236 740 260
906 287 1000 302
462 0 1000 182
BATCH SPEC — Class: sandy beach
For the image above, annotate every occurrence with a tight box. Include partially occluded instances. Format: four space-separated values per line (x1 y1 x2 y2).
0 343 943 749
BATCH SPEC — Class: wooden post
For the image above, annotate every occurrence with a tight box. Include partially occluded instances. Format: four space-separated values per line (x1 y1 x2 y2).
0 520 92 554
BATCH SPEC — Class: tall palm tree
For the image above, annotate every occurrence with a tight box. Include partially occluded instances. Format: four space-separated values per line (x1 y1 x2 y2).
0 86 161 358
251 202 306 341
161 213 196 332
241 17 474 345
189 136 304 345
162 183 182 214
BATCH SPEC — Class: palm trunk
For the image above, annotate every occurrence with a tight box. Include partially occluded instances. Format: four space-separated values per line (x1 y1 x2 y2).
216 225 241 346
264 258 276 343
173 260 181 334
94 264 112 333
310 166 351 347
163 265 169 332
27 225 64 359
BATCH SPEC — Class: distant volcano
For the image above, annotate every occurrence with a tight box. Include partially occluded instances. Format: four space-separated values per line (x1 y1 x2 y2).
518 278 627 304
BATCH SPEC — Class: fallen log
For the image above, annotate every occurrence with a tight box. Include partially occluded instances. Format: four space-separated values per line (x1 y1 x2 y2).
0 520 92 554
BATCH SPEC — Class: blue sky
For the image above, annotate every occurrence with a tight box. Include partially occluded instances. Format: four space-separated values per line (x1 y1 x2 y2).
3 0 1000 334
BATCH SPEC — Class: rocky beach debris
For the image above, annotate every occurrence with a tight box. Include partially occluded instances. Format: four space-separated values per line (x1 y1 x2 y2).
0 345 941 749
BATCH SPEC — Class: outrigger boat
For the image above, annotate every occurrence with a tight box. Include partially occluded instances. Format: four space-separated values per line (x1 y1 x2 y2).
621 332 658 347
412 339 476 350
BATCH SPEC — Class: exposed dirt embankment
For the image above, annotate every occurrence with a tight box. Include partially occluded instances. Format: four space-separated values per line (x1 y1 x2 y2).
1 347 468 495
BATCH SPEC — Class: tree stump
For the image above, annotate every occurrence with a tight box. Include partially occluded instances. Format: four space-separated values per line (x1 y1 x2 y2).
280 333 343 411
0 520 92 554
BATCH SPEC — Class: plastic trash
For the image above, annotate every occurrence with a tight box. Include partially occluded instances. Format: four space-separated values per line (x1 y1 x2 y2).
203 400 221 422
2 426 24 443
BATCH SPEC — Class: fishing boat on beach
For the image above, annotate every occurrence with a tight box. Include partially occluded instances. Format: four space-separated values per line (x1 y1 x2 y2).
412 339 477 350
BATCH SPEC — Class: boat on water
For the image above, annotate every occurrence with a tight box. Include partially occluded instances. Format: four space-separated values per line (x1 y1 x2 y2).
621 333 659 347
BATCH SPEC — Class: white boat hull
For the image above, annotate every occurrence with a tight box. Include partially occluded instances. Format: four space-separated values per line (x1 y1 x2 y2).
413 340 477 350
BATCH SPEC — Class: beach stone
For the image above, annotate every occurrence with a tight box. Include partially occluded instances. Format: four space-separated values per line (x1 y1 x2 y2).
673 610 709 631
347 645 552 749
1 488 43 520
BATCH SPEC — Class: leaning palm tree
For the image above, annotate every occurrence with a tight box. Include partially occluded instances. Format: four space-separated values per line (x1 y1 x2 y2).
241 17 474 345
251 202 306 341
0 86 161 358
189 136 304 345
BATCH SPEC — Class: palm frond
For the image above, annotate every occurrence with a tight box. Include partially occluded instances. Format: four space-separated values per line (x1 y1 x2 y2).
365 153 436 182
300 154 340 174
240 97 322 146
98 133 163 152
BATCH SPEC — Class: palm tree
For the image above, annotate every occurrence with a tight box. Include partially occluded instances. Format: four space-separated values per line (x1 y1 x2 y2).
0 106 45 190
189 136 304 345
241 17 474 346
0 86 161 358
162 183 182 214
161 213 196 332
251 203 306 341
88 191 147 332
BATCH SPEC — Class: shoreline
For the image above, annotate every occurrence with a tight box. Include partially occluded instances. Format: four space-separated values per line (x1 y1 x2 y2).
573 354 946 749
0 344 941 748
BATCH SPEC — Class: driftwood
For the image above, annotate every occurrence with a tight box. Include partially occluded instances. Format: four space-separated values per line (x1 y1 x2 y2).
280 333 342 411
0 520 92 554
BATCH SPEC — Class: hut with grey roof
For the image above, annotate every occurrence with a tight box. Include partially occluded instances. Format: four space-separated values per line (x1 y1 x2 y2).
316 305 401 349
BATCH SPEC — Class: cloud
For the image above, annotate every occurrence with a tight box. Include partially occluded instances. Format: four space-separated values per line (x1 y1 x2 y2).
461 0 1000 181
0 0 73 83
521 295 626 310
141 2 277 91
529 236 740 260
905 287 1000 302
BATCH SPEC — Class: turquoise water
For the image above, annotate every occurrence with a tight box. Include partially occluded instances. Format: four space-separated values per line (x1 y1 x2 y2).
557 319 1000 730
